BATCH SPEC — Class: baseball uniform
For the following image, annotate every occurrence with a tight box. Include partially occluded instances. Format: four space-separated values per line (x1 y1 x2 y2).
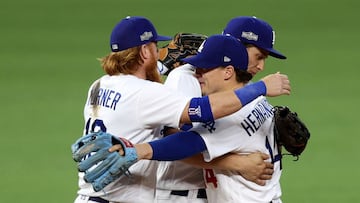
75 74 189 203
199 96 282 203
156 64 207 203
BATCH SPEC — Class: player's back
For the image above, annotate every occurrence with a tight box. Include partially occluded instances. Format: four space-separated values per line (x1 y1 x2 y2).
79 74 189 202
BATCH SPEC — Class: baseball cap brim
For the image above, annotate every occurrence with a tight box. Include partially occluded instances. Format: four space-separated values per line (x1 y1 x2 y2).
182 55 219 69
265 48 287 59
155 35 172 41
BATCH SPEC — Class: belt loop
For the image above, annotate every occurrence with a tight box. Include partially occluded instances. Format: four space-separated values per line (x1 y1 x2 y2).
170 189 207 199
197 189 207 199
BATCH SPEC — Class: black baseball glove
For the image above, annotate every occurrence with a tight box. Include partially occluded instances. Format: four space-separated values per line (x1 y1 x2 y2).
158 32 207 75
273 106 310 160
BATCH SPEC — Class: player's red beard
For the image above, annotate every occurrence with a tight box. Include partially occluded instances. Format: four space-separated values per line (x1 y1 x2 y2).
145 52 162 83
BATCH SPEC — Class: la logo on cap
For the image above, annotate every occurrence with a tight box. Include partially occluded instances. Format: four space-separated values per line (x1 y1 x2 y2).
140 31 153 41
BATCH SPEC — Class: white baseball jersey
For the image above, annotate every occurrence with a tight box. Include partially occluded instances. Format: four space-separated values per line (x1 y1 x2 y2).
76 74 189 202
196 96 282 203
156 64 206 202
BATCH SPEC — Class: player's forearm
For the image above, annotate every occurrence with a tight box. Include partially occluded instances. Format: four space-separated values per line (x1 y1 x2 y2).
147 131 206 161
111 131 206 161
182 153 210 168
180 81 266 124
134 143 153 160
179 73 290 124
208 153 250 171
182 153 248 170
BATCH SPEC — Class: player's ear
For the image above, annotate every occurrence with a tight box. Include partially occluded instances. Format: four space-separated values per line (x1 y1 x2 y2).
139 44 148 60
140 43 154 60
223 65 235 80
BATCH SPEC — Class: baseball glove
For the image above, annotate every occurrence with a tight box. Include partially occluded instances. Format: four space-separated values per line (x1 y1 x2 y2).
158 32 207 75
273 106 310 160
71 131 138 192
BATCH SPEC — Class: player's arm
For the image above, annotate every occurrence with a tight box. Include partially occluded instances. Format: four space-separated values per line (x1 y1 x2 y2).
181 153 273 186
109 134 273 186
179 72 290 124
110 130 206 161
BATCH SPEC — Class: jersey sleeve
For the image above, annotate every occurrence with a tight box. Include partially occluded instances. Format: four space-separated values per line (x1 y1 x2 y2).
164 64 201 98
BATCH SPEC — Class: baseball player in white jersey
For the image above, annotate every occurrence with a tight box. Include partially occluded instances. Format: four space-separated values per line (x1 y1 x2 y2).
199 97 282 203
74 16 290 203
156 63 207 203
155 16 287 202
156 35 274 202
179 32 284 202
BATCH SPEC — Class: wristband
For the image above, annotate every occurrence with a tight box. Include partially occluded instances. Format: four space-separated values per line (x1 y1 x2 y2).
188 96 214 123
234 81 266 106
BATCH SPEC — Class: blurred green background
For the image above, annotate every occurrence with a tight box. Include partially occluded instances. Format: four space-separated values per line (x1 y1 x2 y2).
1 0 359 202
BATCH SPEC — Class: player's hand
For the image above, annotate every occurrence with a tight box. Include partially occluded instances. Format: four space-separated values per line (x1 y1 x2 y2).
261 72 291 97
235 152 274 186
109 143 153 160
109 144 125 155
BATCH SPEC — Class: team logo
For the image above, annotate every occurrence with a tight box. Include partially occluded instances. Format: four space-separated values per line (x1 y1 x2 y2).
223 56 231 62
140 31 153 41
241 31 258 41
188 106 202 118
111 44 119 50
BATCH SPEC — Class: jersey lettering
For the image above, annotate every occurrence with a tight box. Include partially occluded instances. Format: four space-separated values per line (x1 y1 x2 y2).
202 121 216 133
240 99 274 136
90 88 122 111
83 118 108 160
265 136 282 169
204 169 218 188
85 118 107 134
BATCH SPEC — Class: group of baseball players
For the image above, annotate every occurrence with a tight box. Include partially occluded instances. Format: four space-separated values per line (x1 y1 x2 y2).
72 15 291 203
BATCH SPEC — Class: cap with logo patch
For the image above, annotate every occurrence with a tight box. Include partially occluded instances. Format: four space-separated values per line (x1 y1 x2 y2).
181 34 248 70
110 16 172 52
223 16 286 59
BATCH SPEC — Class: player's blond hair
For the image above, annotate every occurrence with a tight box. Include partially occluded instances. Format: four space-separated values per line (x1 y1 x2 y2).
99 47 143 76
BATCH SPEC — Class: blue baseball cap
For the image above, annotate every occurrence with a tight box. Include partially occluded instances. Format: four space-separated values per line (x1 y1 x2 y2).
110 16 172 52
181 34 248 70
223 16 286 59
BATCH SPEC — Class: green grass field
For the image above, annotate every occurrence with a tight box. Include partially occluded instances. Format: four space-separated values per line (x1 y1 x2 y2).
1 0 359 202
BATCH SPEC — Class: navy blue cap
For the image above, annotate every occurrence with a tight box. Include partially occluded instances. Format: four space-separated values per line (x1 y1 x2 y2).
181 34 248 70
223 16 286 59
110 16 172 52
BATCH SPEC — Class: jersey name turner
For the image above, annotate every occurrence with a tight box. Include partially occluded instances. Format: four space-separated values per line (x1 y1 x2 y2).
89 88 122 111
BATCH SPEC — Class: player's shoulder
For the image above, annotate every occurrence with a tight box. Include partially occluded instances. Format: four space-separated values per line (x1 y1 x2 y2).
166 64 195 81
169 64 195 74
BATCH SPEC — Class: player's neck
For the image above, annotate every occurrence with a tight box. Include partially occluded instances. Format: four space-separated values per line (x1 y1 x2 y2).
229 82 245 91
132 66 146 80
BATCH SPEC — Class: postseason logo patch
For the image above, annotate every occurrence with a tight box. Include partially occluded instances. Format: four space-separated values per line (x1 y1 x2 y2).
140 31 153 41
241 31 258 41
